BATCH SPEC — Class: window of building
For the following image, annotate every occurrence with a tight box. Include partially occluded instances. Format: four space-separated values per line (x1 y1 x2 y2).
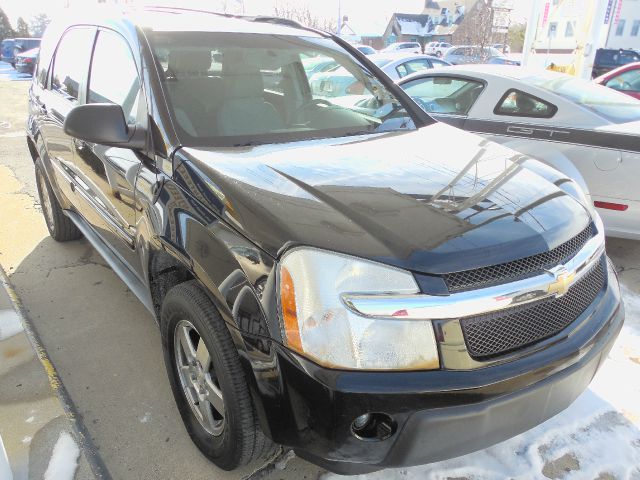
565 21 575 37
494 89 557 118
548 22 558 38
632 20 640 37
616 19 626 36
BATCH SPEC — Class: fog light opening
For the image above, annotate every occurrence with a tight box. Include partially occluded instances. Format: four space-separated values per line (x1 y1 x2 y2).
351 412 396 441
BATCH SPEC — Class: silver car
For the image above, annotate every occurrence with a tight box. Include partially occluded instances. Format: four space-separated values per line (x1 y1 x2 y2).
398 65 640 239
444 45 505 65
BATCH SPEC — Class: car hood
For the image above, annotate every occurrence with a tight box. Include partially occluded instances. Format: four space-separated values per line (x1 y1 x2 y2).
175 123 591 274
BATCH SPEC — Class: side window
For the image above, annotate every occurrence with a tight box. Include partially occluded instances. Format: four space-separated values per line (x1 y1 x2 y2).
88 30 141 124
605 69 640 91
50 28 96 103
396 59 431 78
402 76 484 115
430 59 449 67
495 89 557 118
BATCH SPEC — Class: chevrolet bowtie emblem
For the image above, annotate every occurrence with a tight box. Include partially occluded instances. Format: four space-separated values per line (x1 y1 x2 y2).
547 267 575 297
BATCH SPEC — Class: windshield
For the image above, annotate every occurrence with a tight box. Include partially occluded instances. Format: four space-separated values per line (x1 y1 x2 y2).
149 32 416 147
523 73 640 123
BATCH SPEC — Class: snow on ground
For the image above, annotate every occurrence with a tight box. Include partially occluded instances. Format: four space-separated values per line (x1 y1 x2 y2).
0 434 13 480
324 287 640 480
43 432 80 480
0 308 23 340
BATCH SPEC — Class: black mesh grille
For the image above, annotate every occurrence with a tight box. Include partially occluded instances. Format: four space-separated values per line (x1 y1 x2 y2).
444 225 594 292
460 256 606 360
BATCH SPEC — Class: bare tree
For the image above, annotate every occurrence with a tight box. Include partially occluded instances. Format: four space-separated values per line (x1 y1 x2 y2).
15 17 30 37
29 13 51 37
452 0 496 48
273 2 336 32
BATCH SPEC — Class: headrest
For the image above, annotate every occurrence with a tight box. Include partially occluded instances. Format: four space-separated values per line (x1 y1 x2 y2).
222 61 264 99
168 50 212 75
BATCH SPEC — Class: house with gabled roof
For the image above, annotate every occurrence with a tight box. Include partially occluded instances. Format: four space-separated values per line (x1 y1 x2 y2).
382 0 476 48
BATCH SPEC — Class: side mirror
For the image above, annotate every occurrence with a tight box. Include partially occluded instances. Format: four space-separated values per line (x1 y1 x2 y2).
63 103 146 150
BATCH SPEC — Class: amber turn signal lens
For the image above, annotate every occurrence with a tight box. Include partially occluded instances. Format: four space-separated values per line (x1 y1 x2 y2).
280 266 303 352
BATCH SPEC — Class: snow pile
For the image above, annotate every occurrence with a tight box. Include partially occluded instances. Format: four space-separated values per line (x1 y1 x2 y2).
0 434 12 480
44 432 80 480
323 287 640 480
0 308 23 340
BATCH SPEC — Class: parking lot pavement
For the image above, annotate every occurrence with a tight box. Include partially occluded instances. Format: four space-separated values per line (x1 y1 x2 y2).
1 77 639 480
0 275 95 480
0 80 323 480
0 62 32 82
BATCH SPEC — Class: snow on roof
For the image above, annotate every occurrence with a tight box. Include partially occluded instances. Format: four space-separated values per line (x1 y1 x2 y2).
394 13 433 36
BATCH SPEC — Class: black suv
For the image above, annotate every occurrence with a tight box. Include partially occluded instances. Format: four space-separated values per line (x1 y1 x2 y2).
27 7 623 475
592 48 640 78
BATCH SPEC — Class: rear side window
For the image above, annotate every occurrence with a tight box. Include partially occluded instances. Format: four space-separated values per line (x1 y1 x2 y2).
88 30 142 123
494 89 557 118
50 28 96 103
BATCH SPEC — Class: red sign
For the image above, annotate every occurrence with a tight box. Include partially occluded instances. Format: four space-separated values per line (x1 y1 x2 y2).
614 0 623 24
541 1 551 28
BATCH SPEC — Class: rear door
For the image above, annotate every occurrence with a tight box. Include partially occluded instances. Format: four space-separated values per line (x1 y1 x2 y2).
70 28 148 273
39 26 97 212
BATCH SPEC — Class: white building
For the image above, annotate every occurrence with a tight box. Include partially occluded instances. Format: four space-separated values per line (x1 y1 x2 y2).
605 0 640 49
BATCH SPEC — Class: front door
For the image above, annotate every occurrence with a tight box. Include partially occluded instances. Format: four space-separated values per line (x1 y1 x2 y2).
40 26 96 210
70 28 149 276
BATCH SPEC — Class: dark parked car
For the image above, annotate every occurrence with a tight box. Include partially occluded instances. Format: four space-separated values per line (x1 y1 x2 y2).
1 38 15 64
592 48 640 78
15 47 39 74
27 8 623 475
9 37 41 68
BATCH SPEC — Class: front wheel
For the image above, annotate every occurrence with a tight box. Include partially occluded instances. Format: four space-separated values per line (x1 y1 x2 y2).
160 281 275 470
35 158 82 242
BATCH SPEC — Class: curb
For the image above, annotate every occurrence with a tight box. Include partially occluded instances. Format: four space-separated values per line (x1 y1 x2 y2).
0 263 111 480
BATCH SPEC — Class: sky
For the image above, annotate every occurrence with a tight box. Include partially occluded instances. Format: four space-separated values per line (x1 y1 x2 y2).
1 0 531 33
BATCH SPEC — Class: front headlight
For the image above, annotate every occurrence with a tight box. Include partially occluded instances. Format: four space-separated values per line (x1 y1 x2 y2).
278 248 439 370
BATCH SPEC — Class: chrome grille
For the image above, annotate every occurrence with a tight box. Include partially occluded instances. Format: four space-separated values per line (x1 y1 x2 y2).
460 256 606 360
444 225 594 292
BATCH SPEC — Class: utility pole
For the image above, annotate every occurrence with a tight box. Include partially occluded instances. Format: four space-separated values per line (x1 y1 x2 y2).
575 0 610 79
337 0 342 36
522 0 543 67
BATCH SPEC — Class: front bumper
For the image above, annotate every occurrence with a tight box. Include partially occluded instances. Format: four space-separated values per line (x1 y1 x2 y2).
242 260 623 475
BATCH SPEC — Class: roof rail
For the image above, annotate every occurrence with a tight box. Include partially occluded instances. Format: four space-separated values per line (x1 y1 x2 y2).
139 5 331 36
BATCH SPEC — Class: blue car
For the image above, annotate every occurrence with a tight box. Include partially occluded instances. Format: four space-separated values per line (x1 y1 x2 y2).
1 39 15 65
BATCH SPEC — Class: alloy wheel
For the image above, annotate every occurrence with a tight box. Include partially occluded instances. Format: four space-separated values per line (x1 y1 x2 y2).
174 319 225 436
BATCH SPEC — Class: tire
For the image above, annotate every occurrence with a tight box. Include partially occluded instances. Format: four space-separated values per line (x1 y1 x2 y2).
35 158 82 242
436 50 442 57
160 281 275 470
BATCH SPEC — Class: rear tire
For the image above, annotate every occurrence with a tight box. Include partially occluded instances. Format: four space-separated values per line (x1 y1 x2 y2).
160 281 275 470
35 158 82 242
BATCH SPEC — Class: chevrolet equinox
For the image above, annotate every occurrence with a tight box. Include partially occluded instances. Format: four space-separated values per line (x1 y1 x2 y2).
26 7 624 475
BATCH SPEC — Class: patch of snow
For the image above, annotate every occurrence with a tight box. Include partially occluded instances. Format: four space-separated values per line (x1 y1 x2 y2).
140 412 151 423
43 432 79 480
274 450 296 470
0 308 23 340
322 286 640 480
0 434 13 480
25 416 34 424
21 436 31 445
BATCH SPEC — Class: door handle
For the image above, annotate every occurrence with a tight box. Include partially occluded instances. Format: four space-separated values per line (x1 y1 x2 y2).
72 138 87 150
